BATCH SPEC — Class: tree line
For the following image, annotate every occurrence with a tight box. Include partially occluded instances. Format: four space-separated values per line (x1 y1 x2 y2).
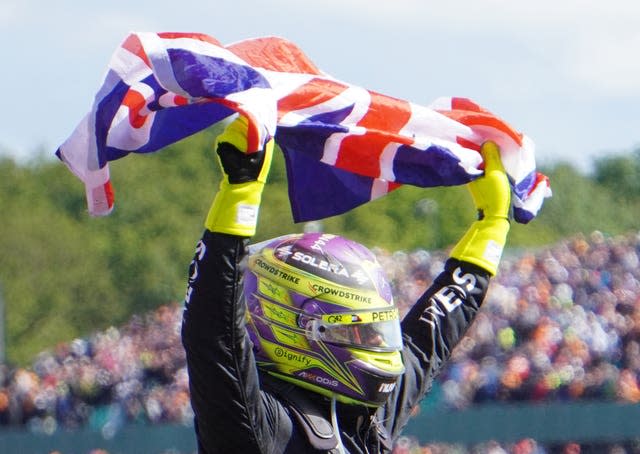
1 129 639 364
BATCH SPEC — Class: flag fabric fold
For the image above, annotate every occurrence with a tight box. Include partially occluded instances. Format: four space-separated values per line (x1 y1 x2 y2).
56 31 551 224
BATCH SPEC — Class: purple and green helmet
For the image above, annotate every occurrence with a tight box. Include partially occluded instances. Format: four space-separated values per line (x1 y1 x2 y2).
244 232 405 407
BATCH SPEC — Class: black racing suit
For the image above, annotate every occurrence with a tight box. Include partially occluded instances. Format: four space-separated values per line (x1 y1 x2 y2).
181 230 491 453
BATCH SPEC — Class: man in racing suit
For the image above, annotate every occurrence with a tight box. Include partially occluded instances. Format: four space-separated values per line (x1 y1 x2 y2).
181 115 511 453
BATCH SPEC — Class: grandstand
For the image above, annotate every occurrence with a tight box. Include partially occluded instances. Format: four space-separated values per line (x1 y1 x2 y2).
0 231 639 453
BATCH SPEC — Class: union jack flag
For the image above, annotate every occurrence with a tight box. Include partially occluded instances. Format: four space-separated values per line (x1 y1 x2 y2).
56 32 551 223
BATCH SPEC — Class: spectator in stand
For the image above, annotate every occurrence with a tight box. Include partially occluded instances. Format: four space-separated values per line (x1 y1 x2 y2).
0 230 638 454
434 231 640 409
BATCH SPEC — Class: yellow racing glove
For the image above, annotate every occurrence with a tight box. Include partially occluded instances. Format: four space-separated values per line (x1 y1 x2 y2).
450 141 511 275
205 115 274 237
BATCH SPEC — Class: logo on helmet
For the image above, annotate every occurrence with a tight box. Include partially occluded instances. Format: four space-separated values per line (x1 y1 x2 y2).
245 232 403 406
274 244 294 260
378 382 396 393
298 371 339 388
274 347 312 366
310 283 373 304
255 258 301 284
291 252 350 277
310 233 338 252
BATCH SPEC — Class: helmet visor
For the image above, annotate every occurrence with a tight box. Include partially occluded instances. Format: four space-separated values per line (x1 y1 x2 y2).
308 309 403 352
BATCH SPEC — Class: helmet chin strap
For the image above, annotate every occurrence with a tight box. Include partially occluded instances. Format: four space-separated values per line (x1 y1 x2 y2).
330 395 346 454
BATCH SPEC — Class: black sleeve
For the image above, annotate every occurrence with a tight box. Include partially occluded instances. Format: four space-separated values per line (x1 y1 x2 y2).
379 258 490 438
180 230 291 453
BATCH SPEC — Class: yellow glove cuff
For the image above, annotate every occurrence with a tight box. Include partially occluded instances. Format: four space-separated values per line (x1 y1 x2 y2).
205 180 265 237
450 217 510 276
204 137 274 237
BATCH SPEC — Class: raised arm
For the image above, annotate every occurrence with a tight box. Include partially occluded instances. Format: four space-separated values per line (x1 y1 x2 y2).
383 141 511 436
180 116 277 452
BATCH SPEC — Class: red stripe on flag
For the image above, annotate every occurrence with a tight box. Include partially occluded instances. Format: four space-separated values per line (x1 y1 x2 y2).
157 32 221 46
227 37 323 75
203 98 262 153
174 95 188 106
451 97 483 112
447 111 523 146
388 181 402 192
104 181 115 209
336 91 412 177
457 137 482 152
277 78 349 120
121 34 151 68
530 172 550 196
122 89 148 129
440 98 523 146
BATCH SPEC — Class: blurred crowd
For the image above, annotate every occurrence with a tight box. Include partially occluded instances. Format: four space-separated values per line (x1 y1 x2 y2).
0 304 191 435
392 436 640 454
377 230 640 409
0 230 639 453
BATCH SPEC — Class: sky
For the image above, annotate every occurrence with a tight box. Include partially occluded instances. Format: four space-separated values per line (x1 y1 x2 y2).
1 0 639 173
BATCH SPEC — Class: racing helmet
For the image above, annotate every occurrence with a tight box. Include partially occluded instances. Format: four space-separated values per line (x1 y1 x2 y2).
244 233 405 407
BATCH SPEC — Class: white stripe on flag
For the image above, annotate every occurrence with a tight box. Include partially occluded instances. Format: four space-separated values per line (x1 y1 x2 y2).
320 86 371 166
138 33 191 98
370 179 389 200
379 143 399 181
106 82 156 150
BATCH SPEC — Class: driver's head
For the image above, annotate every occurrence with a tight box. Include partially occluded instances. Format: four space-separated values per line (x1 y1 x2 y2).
244 233 404 406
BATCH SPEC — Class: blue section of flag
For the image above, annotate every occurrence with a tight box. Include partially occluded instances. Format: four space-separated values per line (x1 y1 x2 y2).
276 122 350 163
393 144 474 187
105 103 233 157
94 77 130 166
282 147 374 222
168 49 270 97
